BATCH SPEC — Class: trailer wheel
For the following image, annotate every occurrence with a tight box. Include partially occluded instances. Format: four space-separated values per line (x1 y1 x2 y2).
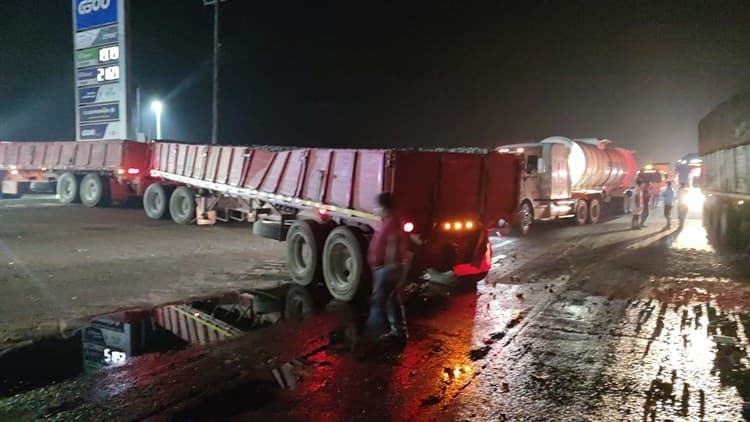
287 220 323 286
80 173 109 208
322 226 367 302
143 183 170 219
56 172 80 204
588 198 601 224
170 187 196 225
518 201 533 235
575 200 588 225
284 285 315 321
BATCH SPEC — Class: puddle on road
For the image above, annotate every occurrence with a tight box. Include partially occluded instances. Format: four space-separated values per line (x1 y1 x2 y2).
0 284 331 398
598 292 750 421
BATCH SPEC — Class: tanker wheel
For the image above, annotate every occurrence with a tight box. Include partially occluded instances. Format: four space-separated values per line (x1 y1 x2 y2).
284 285 315 321
56 172 80 204
322 226 367 302
588 198 601 224
169 187 196 225
518 201 533 235
287 220 324 286
80 173 109 208
575 200 588 225
143 183 170 219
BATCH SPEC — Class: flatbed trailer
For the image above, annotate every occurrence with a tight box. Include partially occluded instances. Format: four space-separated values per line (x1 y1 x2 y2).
0 140 150 206
145 142 522 300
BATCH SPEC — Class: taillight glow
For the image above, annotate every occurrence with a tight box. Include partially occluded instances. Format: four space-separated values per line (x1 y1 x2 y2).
403 222 414 233
465 221 474 229
317 208 328 216
453 222 463 230
443 222 452 231
117 168 125 175
127 168 140 175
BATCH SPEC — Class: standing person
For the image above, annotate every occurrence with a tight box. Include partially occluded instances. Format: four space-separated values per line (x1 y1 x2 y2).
364 192 408 343
640 182 651 227
677 182 689 229
662 181 675 229
632 181 643 229
624 188 633 214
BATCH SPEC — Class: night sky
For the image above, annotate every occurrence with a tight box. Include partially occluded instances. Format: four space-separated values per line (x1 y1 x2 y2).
1 1 749 163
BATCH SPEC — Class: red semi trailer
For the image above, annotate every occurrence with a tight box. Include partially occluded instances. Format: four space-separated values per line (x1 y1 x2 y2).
144 143 523 301
0 140 150 206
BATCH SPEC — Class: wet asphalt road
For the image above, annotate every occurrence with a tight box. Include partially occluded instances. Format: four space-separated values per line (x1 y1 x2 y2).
0 196 748 421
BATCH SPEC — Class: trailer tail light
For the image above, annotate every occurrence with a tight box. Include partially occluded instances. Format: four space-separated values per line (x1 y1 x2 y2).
442 221 475 231
317 208 328 217
118 168 141 175
403 222 414 233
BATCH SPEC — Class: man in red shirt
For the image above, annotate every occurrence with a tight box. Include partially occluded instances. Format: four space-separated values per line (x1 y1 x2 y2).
364 192 408 343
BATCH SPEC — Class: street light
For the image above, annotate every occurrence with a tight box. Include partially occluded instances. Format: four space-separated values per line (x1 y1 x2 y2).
150 100 163 139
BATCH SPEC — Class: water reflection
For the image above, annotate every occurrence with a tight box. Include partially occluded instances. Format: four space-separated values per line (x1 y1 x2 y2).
669 219 714 252
0 283 328 397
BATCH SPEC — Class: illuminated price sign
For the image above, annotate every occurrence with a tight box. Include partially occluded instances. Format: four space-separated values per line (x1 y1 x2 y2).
103 347 127 365
96 65 120 82
98 45 119 62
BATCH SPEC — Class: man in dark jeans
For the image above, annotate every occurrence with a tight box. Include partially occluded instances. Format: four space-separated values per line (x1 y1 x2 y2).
364 192 408 343
640 182 652 227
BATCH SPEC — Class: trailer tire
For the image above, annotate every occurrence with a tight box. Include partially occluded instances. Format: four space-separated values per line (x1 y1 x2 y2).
575 200 588 225
518 201 533 235
143 183 170 219
284 285 315 321
56 172 80 204
80 173 109 208
588 198 601 224
287 220 323 286
169 187 196 225
322 226 367 302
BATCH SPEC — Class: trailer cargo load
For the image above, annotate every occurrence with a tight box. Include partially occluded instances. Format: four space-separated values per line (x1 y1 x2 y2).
146 142 523 300
699 92 750 250
0 140 150 206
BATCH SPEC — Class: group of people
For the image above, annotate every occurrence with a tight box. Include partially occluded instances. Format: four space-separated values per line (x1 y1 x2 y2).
631 180 690 230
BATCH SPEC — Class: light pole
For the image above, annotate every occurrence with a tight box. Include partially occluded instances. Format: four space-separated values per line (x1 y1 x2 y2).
150 100 163 140
203 0 227 144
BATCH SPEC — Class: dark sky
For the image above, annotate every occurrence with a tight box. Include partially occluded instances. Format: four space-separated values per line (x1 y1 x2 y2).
1 1 749 163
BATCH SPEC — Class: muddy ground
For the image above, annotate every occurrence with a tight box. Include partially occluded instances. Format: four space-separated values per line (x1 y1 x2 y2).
0 196 748 421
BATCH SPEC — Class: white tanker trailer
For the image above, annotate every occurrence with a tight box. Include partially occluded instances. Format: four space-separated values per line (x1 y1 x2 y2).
499 137 638 234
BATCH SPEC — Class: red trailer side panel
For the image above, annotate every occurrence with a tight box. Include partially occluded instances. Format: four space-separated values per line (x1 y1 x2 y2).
326 150 356 209
260 151 290 194
5 143 20 167
44 143 62 167
31 143 47 167
0 143 7 166
278 150 305 197
352 150 384 214
18 143 34 167
215 147 233 184
227 147 246 186
483 153 522 226
205 146 221 182
192 146 208 180
244 149 275 189
302 149 332 203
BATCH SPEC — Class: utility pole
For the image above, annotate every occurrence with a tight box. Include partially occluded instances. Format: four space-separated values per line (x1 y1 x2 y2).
203 0 226 144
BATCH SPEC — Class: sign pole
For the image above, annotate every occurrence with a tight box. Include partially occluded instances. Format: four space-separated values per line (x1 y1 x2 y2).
211 0 220 145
